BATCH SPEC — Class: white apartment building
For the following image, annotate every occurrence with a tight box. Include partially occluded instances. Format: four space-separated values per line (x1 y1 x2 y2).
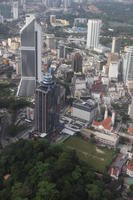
13 1 18 20
109 61 120 80
86 19 102 49
122 46 133 83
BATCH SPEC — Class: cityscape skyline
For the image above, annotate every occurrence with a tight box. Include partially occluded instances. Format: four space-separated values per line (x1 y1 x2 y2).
0 0 133 198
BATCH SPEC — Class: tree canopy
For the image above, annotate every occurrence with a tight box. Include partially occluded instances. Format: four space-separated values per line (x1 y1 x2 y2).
0 139 120 200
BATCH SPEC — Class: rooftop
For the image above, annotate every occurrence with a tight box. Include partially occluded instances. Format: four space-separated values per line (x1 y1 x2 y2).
128 127 133 135
127 160 133 172
42 73 53 85
93 117 112 131
73 98 97 111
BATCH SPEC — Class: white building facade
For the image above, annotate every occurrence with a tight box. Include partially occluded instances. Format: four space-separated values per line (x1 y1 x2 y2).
13 1 18 20
86 19 102 50
109 61 120 81
72 99 97 123
122 46 133 83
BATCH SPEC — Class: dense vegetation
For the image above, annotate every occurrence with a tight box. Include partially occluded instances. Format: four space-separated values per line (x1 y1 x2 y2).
0 139 121 200
0 82 31 111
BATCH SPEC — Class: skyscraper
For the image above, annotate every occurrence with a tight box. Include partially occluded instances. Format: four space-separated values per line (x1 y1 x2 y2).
86 19 102 50
0 2 12 19
57 43 66 59
46 34 57 49
111 37 121 54
35 73 59 134
72 52 82 73
123 46 133 83
13 1 18 20
63 0 71 9
17 15 42 97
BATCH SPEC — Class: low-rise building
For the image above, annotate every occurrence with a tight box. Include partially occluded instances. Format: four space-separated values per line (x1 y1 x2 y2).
127 159 133 177
93 117 113 134
81 128 119 148
72 99 97 123
110 154 127 179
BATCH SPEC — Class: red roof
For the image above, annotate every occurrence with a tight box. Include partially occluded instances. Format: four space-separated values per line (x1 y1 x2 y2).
4 174 10 180
93 117 112 131
111 167 119 177
127 160 133 171
128 127 133 135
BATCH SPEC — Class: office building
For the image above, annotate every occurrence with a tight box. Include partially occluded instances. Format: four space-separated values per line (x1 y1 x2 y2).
46 34 56 49
0 2 12 19
17 15 42 97
86 19 102 49
45 0 61 8
45 0 53 8
63 0 71 9
57 44 66 59
13 1 18 20
122 47 133 83
72 99 97 123
73 74 88 98
72 52 82 73
35 74 59 134
74 18 87 26
111 37 121 54
53 0 61 8
50 15 56 24
108 60 120 81
0 15 4 23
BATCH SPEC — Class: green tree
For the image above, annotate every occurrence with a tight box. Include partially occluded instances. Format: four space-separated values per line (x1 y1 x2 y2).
35 181 59 200
86 184 101 200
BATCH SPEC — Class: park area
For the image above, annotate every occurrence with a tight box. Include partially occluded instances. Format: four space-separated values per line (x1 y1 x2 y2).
63 135 117 172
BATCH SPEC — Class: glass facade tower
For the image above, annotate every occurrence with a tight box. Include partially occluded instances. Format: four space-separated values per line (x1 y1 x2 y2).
17 15 42 97
35 74 59 134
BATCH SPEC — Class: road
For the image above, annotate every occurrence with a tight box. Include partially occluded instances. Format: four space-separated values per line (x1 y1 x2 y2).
118 132 133 140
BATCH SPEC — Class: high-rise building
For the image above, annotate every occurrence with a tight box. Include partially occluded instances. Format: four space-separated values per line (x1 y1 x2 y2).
111 37 121 54
53 0 61 8
0 2 12 19
35 73 59 134
0 15 4 23
57 44 66 59
19 0 26 10
45 0 52 8
50 15 56 24
122 46 133 83
63 0 71 9
17 15 42 97
108 60 120 81
45 0 61 8
72 52 82 73
86 19 102 50
46 34 56 49
13 1 18 20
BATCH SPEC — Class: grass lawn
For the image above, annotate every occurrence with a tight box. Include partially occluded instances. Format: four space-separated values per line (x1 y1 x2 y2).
63 135 116 172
